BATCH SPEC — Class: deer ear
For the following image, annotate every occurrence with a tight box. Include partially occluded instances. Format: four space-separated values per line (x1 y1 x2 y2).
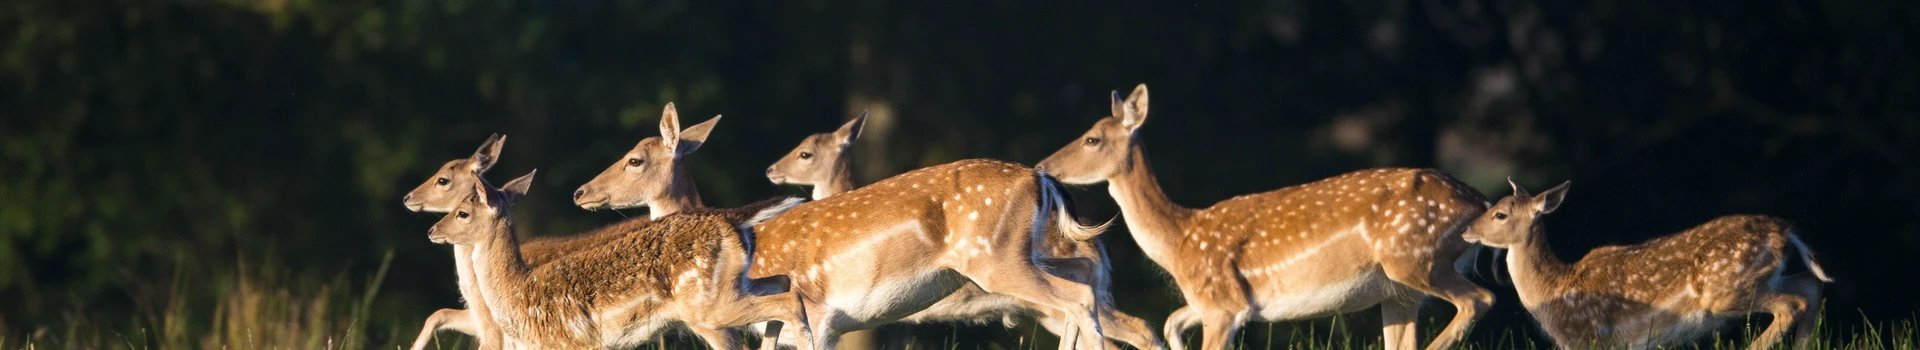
833 111 868 148
1120 84 1150 131
470 134 506 171
471 178 493 209
1507 176 1530 198
674 115 721 156
659 103 683 154
1535 181 1570 214
498 169 536 207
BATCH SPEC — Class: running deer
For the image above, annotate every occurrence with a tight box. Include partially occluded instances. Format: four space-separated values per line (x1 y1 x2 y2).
595 156 1113 349
1460 180 1831 349
404 105 721 350
573 102 719 216
763 114 1163 349
430 169 807 349
403 134 512 350
1035 84 1494 350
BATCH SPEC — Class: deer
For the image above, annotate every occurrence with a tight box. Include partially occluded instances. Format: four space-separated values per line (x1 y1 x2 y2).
584 154 1117 349
430 169 808 349
402 105 721 350
1034 84 1494 350
1460 180 1832 349
764 112 1164 350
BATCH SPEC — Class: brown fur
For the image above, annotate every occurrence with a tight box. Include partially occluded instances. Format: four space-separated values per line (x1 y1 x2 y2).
433 174 802 349
1462 181 1830 349
1036 84 1493 350
740 159 1111 349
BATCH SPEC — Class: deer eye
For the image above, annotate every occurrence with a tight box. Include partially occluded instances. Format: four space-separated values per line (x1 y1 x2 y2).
627 158 644 167
457 211 470 219
798 152 813 160
436 178 450 186
1084 137 1102 146
1494 212 1508 220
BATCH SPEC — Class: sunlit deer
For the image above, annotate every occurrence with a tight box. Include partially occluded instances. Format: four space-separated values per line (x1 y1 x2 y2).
1035 84 1493 350
573 103 718 216
764 113 1163 350
430 170 806 349
404 105 722 350
1461 180 1831 349
403 133 512 350
593 154 1115 349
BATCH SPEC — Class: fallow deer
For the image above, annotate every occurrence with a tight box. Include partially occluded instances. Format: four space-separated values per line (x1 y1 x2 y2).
593 154 1115 349
431 169 807 349
765 113 1163 350
573 103 718 216
1460 180 1831 349
404 105 721 350
1035 84 1494 350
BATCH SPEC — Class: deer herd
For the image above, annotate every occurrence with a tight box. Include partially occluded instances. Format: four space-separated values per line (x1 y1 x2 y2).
400 84 1832 350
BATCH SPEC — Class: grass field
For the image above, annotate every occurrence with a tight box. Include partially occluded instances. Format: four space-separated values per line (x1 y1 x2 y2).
4 252 1913 350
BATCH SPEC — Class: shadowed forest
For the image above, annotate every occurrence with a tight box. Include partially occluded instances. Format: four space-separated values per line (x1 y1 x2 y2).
3 0 1917 348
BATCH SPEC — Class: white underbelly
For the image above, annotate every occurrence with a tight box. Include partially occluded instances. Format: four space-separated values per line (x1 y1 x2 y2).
825 268 968 327
1249 268 1404 321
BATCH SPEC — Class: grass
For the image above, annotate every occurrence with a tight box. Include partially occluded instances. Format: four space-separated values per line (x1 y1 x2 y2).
3 260 1915 350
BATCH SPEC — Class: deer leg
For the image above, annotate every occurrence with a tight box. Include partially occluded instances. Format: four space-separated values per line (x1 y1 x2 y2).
1039 313 1129 350
1382 263 1493 350
959 263 1106 350
1162 306 1203 350
1748 291 1809 350
1381 298 1420 350
1776 273 1825 349
409 308 475 350
758 321 785 350
1195 310 1247 350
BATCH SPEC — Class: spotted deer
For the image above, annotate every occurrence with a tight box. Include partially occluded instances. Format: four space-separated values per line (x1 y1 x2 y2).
763 114 1163 350
404 105 721 350
1035 84 1494 350
593 155 1112 349
430 169 807 349
1461 180 1831 349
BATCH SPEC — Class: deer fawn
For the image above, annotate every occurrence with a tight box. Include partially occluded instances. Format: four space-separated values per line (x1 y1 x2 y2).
1035 84 1494 350
573 102 719 217
596 153 1113 349
430 169 807 349
1461 180 1831 349
764 113 1164 350
404 106 721 350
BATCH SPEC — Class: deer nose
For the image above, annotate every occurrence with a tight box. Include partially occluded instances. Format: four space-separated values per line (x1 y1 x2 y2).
573 188 587 200
765 166 775 175
402 193 413 202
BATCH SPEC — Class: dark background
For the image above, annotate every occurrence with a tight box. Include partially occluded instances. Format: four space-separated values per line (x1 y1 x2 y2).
3 0 1916 348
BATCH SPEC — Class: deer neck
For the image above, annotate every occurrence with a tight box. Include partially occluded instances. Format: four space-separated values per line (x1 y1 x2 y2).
1106 149 1194 268
1505 227 1571 310
469 223 533 323
814 161 856 200
649 166 704 219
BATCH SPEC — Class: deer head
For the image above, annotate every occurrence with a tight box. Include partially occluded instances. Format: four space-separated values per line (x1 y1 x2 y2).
766 111 866 195
1461 178 1569 249
429 170 535 245
405 134 506 212
1035 84 1150 184
573 103 718 211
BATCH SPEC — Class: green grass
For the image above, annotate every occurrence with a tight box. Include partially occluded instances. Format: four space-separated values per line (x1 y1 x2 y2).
5 262 1916 350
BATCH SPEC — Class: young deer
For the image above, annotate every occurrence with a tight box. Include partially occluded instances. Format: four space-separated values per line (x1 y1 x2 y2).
764 113 1163 350
1461 180 1831 349
1035 84 1494 350
573 103 718 216
404 107 719 350
403 134 512 350
595 154 1113 349
431 169 807 349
